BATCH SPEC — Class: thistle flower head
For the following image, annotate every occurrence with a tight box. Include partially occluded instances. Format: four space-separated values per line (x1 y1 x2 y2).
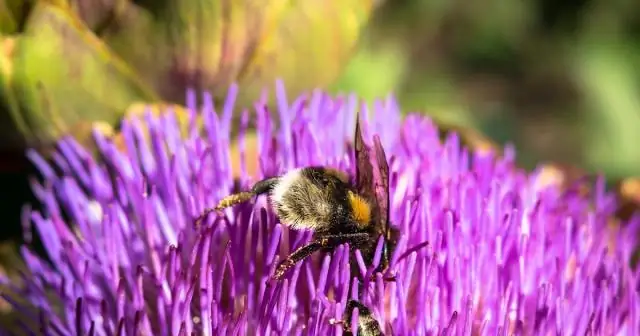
2 81 639 335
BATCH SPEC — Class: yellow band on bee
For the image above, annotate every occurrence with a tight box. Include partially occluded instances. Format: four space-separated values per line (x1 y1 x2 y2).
347 191 371 228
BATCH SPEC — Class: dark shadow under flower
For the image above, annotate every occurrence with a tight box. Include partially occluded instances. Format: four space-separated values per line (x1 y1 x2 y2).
1 81 639 335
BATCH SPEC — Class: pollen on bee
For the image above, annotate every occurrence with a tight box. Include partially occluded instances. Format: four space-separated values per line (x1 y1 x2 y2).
348 191 371 228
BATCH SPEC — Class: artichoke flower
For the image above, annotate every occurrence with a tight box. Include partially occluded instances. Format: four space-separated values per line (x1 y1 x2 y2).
1 81 638 335
0 0 374 153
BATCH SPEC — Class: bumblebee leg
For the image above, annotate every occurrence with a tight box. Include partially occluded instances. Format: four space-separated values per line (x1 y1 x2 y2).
272 240 323 280
329 300 366 335
250 177 280 195
215 177 280 211
331 300 383 336
346 299 370 313
331 300 364 324
272 233 370 280
194 177 280 226
329 318 352 335
372 240 430 282
345 300 385 336
369 272 397 282
383 274 397 282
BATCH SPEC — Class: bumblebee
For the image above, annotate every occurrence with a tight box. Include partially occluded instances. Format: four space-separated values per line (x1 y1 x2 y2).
199 116 400 281
330 299 385 336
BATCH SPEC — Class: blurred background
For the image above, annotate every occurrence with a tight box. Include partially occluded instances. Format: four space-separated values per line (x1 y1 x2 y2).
334 0 640 176
1 0 639 247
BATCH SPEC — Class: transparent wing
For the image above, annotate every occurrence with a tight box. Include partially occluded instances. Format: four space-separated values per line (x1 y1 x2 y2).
372 134 390 232
354 115 377 207
354 114 390 232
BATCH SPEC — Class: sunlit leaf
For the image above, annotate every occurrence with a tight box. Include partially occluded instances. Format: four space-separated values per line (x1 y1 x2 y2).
66 0 128 33
2 0 373 154
331 38 407 102
5 2 158 151
0 36 27 149
575 39 640 178
102 0 374 106
233 0 374 105
0 1 17 34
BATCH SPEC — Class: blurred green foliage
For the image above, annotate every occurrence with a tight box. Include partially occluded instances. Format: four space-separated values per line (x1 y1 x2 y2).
2 2 158 150
1 0 639 180
332 0 640 179
0 0 374 153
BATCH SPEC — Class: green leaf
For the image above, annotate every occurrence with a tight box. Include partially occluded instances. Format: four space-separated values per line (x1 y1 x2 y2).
5 2 158 150
0 0 35 34
234 0 375 105
0 1 18 34
66 0 129 33
0 35 30 149
102 0 374 106
576 39 640 178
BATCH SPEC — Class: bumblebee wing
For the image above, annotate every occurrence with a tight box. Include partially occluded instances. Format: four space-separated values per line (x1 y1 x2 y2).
372 134 390 232
354 114 391 231
354 115 377 209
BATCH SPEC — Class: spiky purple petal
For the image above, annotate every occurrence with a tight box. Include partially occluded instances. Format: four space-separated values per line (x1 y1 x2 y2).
2 81 638 336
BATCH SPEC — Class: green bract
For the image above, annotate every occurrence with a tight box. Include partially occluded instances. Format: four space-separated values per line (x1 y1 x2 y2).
0 0 373 152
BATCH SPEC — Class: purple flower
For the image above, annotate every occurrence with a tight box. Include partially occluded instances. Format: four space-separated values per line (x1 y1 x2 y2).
2 81 639 335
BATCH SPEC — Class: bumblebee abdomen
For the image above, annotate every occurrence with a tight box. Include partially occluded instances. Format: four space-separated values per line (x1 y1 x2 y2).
271 167 351 231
